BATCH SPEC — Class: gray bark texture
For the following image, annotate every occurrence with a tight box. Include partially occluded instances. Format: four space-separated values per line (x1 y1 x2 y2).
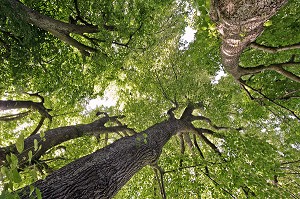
18 119 191 199
210 0 289 79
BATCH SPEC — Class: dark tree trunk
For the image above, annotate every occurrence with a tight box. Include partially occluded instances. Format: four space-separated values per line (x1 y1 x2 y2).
18 118 191 199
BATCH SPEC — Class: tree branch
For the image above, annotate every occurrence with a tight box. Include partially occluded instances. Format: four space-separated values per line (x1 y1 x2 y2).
0 100 52 120
193 134 210 175
0 110 31 121
71 0 93 26
278 89 300 100
240 61 300 83
180 102 204 121
250 42 300 53
49 29 97 56
152 164 167 199
178 134 185 168
183 133 194 153
0 114 136 168
199 169 236 198
0 37 10 58
190 115 239 131
195 130 222 156
30 117 45 136
240 82 300 121
5 0 99 56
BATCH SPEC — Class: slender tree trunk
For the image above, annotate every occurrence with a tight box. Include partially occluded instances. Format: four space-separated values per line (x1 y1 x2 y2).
18 118 191 199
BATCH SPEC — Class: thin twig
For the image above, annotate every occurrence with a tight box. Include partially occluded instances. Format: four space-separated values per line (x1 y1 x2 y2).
152 164 167 199
30 117 45 136
241 82 300 121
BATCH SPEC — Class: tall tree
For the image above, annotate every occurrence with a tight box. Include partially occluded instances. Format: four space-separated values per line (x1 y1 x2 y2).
1 0 300 198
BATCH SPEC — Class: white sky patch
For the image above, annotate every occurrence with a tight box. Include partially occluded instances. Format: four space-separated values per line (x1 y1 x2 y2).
211 68 227 84
291 143 300 150
85 83 118 112
13 121 34 134
179 26 197 50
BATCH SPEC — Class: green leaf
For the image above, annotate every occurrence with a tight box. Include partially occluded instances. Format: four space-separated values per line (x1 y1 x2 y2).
10 154 18 169
15 133 24 154
34 139 39 151
6 154 11 163
11 169 22 183
40 131 45 138
28 150 33 163
29 166 38 180
264 20 272 27
36 188 42 199
29 185 35 196
1 166 9 177
0 190 19 199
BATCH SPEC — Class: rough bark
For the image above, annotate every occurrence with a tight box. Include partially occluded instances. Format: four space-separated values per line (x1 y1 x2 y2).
18 118 192 199
0 117 132 167
210 0 289 79
3 0 99 55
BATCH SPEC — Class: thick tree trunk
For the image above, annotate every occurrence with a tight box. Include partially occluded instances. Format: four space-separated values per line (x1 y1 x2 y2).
210 0 289 79
18 118 191 199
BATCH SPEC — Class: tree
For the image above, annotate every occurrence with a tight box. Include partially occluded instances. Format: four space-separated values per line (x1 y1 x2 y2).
1 0 300 198
17 104 219 199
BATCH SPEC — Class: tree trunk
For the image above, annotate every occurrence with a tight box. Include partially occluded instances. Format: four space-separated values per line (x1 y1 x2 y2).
18 118 191 199
210 0 289 79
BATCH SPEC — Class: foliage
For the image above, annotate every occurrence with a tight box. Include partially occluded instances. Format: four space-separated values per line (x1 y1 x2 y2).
1 0 300 198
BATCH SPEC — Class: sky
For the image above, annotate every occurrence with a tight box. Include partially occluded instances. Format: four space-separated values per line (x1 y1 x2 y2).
86 26 226 110
86 26 198 110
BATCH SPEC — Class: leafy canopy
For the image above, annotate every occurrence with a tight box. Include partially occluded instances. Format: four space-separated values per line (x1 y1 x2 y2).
1 0 300 198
